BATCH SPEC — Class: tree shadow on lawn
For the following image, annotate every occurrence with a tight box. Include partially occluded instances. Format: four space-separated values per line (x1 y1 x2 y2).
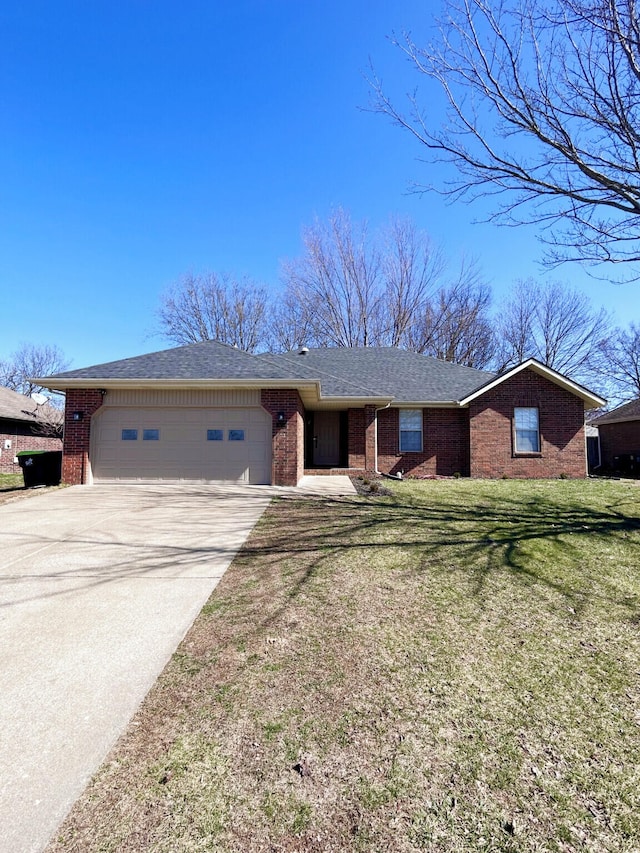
3 485 638 626
240 488 640 628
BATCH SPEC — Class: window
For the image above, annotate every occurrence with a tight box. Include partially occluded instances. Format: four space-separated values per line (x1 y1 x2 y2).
207 429 223 441
121 429 138 441
399 409 422 453
514 407 540 453
143 429 160 441
228 429 245 441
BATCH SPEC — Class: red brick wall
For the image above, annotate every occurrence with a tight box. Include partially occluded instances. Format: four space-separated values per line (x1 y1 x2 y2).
598 420 640 469
0 421 62 474
261 390 305 486
376 407 469 477
364 405 377 473
62 390 105 484
347 409 365 468
468 369 586 478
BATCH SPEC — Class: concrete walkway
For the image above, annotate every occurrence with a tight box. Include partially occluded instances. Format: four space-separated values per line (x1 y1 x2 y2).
296 474 356 496
0 484 274 853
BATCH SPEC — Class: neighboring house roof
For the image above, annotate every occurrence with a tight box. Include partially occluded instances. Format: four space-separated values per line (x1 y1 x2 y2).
0 385 62 427
37 341 603 409
591 398 640 425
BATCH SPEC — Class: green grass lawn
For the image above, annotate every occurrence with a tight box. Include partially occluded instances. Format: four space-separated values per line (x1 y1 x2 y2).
49 479 640 853
0 472 23 492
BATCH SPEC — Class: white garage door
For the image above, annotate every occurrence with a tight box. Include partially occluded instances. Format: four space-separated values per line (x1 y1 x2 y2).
91 405 272 484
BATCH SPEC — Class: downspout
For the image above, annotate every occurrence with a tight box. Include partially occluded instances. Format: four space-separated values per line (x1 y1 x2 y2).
374 402 397 478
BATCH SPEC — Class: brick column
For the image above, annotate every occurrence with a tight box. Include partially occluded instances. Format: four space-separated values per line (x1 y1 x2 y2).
261 390 305 486
62 390 105 485
364 404 377 474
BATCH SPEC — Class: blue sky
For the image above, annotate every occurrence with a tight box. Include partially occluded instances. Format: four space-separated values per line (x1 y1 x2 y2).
1 0 638 370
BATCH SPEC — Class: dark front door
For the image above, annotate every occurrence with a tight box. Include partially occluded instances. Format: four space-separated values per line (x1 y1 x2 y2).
313 411 341 466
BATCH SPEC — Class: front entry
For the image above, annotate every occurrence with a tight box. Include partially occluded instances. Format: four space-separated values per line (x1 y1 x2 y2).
313 411 341 466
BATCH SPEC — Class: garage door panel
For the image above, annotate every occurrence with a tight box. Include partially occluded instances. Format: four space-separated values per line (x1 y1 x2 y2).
91 406 271 484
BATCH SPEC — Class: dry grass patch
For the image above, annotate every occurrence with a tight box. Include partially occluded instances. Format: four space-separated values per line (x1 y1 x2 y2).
49 480 640 852
0 472 63 505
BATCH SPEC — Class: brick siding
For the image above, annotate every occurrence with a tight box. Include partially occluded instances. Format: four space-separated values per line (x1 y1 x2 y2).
261 389 305 486
347 409 365 468
376 407 469 477
468 369 586 478
598 420 640 470
0 421 62 474
364 405 377 473
62 390 105 484
58 372 587 486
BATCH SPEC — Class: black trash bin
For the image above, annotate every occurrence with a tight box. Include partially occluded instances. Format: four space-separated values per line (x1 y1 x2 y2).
16 450 62 488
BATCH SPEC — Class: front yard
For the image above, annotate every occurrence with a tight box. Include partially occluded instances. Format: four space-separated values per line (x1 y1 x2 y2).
49 479 640 852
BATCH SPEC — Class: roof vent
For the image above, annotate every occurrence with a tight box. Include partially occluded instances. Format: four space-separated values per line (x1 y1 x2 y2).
299 346 309 355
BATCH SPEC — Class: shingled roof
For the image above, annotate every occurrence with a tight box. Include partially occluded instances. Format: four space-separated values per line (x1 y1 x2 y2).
265 347 496 402
40 341 498 403
592 398 640 425
44 340 298 383
0 386 62 426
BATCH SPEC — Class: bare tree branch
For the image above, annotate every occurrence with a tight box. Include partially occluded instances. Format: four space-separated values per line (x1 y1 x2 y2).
597 320 640 400
408 258 496 367
279 209 384 348
278 210 495 362
372 0 640 278
157 272 269 352
493 278 611 382
0 343 69 404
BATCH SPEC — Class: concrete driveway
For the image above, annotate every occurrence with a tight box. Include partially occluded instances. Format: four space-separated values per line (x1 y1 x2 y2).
0 484 275 853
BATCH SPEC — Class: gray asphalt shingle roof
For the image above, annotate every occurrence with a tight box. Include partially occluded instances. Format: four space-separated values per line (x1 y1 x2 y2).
0 386 62 425
42 341 498 403
46 341 300 382
592 398 640 424
266 347 497 402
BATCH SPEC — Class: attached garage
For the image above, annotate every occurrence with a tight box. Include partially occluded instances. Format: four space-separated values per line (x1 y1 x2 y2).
90 389 272 484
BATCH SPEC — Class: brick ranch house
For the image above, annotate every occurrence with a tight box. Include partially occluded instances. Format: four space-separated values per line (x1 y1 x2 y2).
37 342 605 486
591 398 640 475
0 385 63 474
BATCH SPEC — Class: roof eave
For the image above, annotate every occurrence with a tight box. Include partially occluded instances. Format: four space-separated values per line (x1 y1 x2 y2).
594 414 640 426
36 376 397 407
35 377 321 393
393 400 459 408
456 359 607 410
305 395 394 408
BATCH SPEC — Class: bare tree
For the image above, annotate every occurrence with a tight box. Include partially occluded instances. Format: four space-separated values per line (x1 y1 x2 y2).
279 210 485 353
379 217 447 347
267 288 320 353
598 322 640 400
0 343 69 403
157 272 269 352
494 280 611 381
373 0 640 278
31 404 64 439
280 209 384 348
408 260 496 367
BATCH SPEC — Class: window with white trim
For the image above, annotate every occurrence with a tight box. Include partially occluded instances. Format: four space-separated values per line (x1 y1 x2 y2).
399 409 423 453
514 407 540 453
